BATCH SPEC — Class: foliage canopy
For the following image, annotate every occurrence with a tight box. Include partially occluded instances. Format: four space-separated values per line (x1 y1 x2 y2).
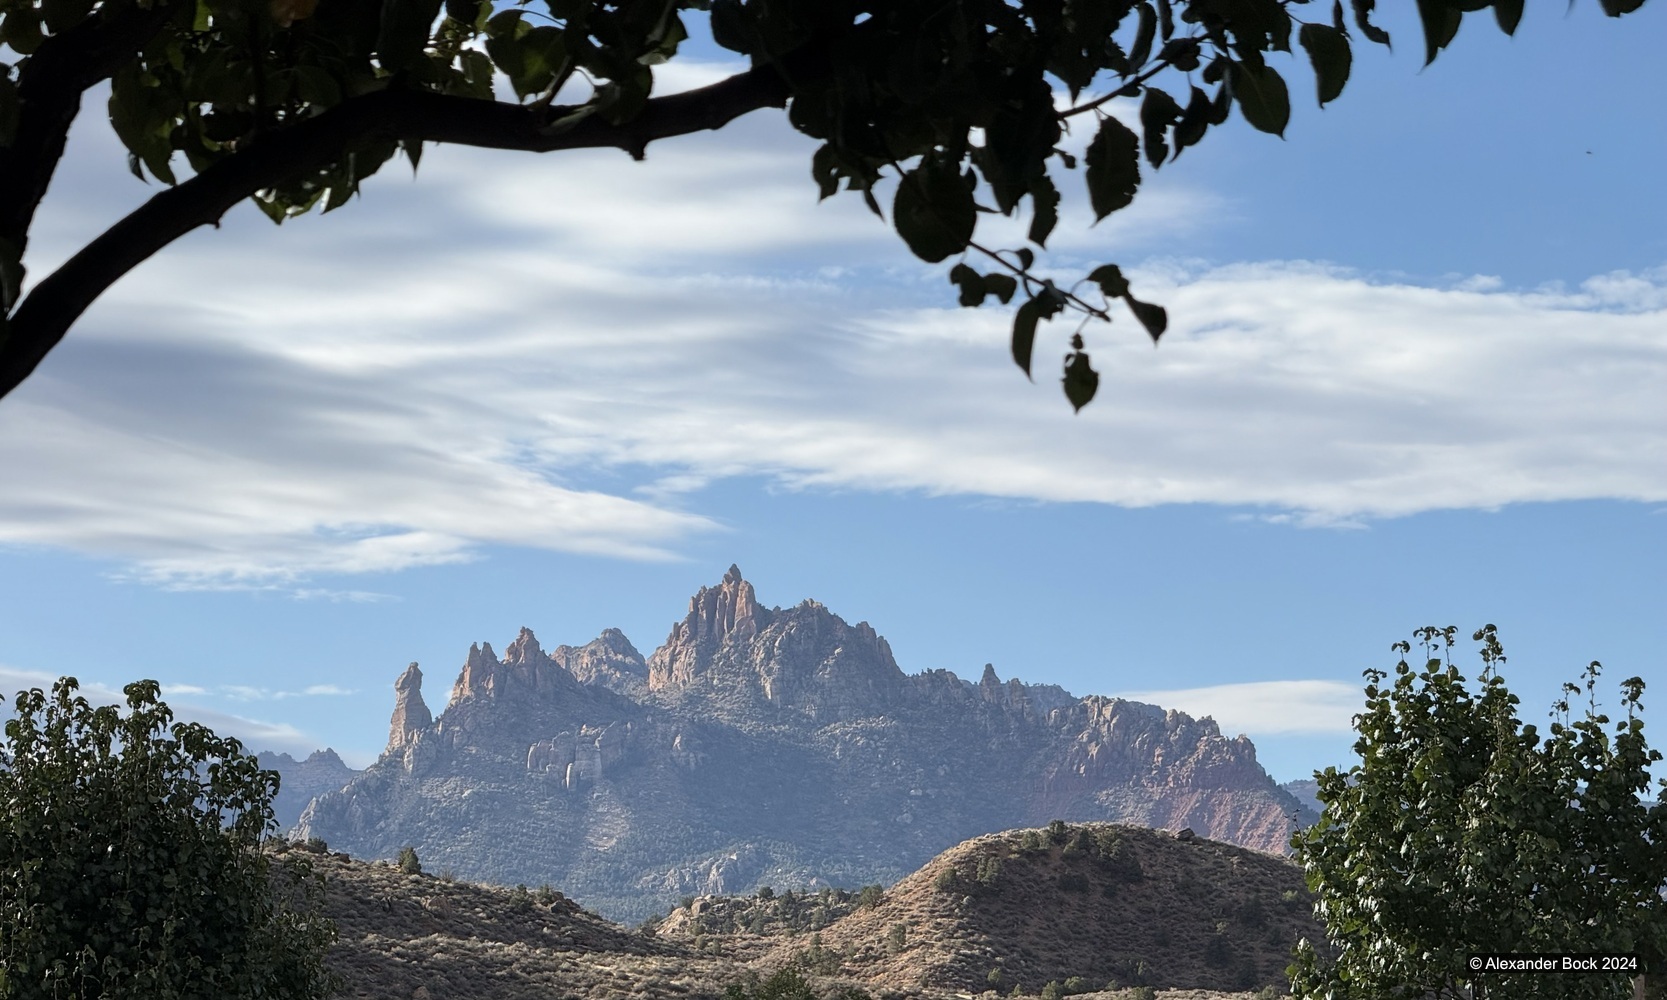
1289 626 1667 1000
0 677 338 999
0 0 1651 411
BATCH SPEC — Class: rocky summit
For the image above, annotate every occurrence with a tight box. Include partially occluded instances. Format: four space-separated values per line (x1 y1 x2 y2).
294 567 1314 923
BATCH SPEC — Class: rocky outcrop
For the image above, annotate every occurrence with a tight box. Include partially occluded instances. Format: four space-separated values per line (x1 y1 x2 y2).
293 566 1312 924
387 663 432 753
257 748 361 832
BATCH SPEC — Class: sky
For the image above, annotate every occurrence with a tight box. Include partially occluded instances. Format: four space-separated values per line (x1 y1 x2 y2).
0 4 1662 788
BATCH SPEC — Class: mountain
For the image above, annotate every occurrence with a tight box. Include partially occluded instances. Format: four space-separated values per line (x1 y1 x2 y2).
257 748 361 832
294 566 1314 922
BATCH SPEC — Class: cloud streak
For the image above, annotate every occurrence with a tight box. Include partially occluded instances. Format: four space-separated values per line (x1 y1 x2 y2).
3 62 1662 589
1114 679 1366 737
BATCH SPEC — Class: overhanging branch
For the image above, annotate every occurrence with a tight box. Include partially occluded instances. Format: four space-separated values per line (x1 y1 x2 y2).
0 65 793 403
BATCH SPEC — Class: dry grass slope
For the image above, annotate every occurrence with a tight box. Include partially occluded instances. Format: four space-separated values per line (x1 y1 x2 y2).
279 824 1320 1000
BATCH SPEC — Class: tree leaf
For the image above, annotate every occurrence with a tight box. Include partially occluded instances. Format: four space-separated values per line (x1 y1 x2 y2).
1350 0 1392 47
1062 348 1099 412
1088 264 1129 298
1124 295 1167 342
1011 297 1041 378
1084 117 1140 221
949 262 986 307
1415 0 1462 66
1028 174 1060 248
985 273 1018 304
1127 2 1157 70
1492 0 1523 34
893 157 975 264
1139 88 1182 167
1229 60 1290 136
1298 23 1351 107
377 0 444 72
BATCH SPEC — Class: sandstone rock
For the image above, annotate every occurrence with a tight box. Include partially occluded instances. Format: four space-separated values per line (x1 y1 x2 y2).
294 566 1314 924
387 663 432 754
257 748 362 832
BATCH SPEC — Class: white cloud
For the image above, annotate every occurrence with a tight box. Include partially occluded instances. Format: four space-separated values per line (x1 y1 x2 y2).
3 61 1663 588
1114 679 1365 737
0 665 335 761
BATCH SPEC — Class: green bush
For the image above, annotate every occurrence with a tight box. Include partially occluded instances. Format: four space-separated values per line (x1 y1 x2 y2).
0 677 338 999
397 845 422 875
856 884 883 909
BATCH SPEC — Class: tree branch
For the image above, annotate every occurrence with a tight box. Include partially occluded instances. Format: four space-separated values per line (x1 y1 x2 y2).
0 0 182 259
0 65 793 403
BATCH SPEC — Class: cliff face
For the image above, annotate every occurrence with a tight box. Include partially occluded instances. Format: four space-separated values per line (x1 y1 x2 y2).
258 748 361 832
294 567 1308 923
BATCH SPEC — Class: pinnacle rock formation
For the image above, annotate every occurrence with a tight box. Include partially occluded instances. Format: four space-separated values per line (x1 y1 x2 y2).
294 566 1315 923
387 662 432 752
257 748 361 832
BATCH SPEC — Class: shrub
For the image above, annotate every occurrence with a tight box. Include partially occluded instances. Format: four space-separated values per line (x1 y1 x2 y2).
987 968 1005 987
0 677 338 999
509 883 533 911
398 844 422 874
885 921 907 955
933 867 959 892
1046 819 1069 845
757 885 775 901
1040 981 1062 1000
857 884 884 909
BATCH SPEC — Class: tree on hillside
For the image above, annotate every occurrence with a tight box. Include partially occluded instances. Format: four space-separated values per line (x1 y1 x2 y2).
0 677 338 999
1289 626 1667 1000
0 0 1651 412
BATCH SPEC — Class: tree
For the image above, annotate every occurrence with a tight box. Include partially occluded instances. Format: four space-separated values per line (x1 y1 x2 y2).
0 0 1651 412
1288 626 1667 1000
0 677 339 999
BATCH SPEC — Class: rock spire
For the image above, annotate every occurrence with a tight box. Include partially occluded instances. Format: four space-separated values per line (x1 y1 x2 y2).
387 662 432 752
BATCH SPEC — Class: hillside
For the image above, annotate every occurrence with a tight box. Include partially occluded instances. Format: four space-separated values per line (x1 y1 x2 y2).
279 824 1319 1000
294 566 1316 922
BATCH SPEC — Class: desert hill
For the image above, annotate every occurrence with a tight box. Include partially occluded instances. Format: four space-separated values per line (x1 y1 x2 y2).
294 566 1315 922
280 824 1316 1000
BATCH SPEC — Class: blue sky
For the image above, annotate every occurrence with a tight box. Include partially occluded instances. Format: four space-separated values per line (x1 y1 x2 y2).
0 4 1662 787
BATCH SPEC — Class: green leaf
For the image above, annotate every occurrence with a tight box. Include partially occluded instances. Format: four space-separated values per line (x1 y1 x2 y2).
1415 0 1462 66
1124 295 1167 342
1011 298 1041 378
1084 117 1140 221
1139 88 1182 167
1062 344 1099 412
1298 23 1351 107
1228 61 1290 137
1088 264 1129 298
893 157 975 264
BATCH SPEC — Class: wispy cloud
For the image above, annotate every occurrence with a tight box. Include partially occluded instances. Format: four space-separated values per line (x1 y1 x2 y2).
4 62 1662 589
1113 679 1366 737
0 664 337 761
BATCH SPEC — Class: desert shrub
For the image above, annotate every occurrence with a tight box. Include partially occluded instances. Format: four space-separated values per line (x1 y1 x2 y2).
1127 988 1157 1000
795 931 841 975
398 845 422 875
1062 976 1090 994
1046 819 1069 845
509 883 533 911
987 968 1005 987
856 884 883 909
757 885 775 901
884 921 907 955
536 883 557 905
1019 830 1045 853
933 867 959 892
976 855 1003 887
1040 981 1062 1000
724 967 815 1000
304 835 329 853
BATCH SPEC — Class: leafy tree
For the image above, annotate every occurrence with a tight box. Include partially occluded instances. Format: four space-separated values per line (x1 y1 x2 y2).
0 0 1652 412
0 677 339 999
1289 626 1667 1000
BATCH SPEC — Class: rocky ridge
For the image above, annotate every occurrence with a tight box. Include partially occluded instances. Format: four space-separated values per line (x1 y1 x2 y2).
294 566 1315 922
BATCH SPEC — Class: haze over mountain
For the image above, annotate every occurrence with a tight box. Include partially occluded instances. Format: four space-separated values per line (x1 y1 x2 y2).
292 567 1314 921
